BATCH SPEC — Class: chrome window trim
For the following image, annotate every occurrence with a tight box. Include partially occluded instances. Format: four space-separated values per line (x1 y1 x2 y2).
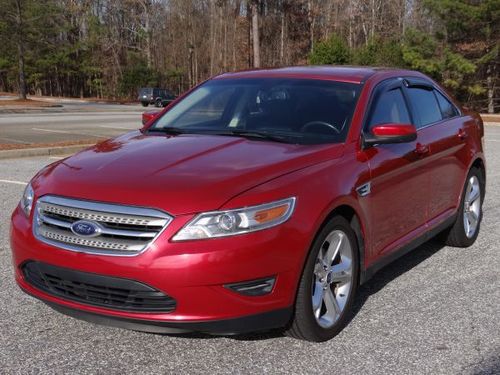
33 195 173 257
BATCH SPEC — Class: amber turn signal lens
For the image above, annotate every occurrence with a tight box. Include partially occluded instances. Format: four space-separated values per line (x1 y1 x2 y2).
254 205 288 224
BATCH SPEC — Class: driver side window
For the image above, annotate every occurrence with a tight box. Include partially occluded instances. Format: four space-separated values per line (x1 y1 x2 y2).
368 88 411 128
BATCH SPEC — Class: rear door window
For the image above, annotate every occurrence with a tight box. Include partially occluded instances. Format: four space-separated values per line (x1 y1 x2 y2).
435 90 459 119
406 88 442 128
368 88 411 128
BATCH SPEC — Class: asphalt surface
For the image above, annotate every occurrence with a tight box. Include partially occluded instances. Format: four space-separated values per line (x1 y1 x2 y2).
0 126 499 374
0 101 148 145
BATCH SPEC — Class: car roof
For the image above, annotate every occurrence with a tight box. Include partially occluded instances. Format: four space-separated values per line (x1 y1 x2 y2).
214 66 421 84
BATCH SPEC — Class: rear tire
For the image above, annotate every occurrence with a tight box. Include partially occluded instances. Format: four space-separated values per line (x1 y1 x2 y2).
155 99 163 108
286 216 359 342
442 167 484 247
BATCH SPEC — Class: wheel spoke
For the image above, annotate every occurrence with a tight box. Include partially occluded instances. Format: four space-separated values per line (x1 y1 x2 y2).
469 183 480 203
323 288 340 322
468 211 478 229
464 214 471 236
329 261 352 284
324 232 343 265
312 281 325 318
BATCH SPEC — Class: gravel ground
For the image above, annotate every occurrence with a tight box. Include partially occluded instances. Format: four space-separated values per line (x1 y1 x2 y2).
0 126 499 374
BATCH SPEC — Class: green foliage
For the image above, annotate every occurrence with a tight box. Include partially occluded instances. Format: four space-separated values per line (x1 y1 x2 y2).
402 29 442 77
0 0 496 108
402 28 480 100
119 53 160 97
352 39 404 67
309 35 350 65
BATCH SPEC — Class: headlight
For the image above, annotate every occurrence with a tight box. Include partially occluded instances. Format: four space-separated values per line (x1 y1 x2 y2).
20 183 34 217
172 197 296 241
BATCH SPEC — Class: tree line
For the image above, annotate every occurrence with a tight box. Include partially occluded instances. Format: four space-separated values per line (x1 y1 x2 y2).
0 0 498 112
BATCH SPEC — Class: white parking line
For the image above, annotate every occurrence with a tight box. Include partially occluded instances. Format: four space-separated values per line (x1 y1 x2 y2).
0 179 27 186
32 127 71 134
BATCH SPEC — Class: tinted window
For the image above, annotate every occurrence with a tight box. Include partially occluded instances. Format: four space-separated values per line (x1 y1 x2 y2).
369 88 411 127
168 86 236 127
435 90 459 119
407 88 442 127
139 88 152 96
151 79 361 145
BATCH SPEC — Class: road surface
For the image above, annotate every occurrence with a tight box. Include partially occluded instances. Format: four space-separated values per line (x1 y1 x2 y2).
0 101 149 145
0 126 499 374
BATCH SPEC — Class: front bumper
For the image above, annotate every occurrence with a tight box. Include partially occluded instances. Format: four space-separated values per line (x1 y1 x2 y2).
10 204 307 333
42 300 292 335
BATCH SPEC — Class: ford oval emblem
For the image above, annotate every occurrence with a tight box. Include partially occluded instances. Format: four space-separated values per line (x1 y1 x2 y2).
71 220 101 238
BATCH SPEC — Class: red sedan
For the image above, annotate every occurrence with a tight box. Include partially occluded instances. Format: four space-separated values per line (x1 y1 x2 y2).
10 67 485 342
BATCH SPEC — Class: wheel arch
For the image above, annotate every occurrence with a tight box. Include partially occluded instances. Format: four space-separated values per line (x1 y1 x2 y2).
471 157 486 186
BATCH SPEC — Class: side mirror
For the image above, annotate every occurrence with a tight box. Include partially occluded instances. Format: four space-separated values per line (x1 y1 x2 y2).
142 110 160 126
364 123 417 147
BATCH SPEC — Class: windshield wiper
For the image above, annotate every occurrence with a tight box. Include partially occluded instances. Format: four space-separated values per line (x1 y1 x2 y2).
212 130 292 143
149 127 294 143
148 127 187 135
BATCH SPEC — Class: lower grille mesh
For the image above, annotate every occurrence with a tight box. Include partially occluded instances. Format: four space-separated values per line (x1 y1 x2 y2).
22 261 176 313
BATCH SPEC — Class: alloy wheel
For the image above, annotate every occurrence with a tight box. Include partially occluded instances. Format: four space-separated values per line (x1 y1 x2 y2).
463 175 481 238
311 230 353 328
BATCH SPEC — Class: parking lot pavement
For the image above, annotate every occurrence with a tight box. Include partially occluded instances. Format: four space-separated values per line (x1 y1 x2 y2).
0 126 499 375
0 102 146 145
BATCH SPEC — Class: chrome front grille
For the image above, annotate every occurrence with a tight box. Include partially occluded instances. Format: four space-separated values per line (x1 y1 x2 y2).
33 196 173 256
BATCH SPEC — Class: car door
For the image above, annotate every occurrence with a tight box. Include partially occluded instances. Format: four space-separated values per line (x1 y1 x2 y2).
361 78 431 259
403 79 468 224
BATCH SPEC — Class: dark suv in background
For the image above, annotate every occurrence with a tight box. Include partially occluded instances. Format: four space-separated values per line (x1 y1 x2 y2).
138 87 176 107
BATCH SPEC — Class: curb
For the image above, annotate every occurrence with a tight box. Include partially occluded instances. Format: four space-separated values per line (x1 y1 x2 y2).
0 105 63 114
0 144 94 160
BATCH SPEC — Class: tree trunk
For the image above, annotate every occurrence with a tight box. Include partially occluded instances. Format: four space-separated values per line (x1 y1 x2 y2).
251 1 260 68
280 9 285 64
370 0 375 40
15 0 27 100
308 0 314 53
486 64 495 114
210 0 216 75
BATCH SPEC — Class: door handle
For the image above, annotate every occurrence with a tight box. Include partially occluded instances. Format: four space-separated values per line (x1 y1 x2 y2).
415 143 429 155
458 128 468 140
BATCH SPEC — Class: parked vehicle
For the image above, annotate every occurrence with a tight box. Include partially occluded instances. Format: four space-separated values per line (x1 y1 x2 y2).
11 67 485 342
138 87 176 107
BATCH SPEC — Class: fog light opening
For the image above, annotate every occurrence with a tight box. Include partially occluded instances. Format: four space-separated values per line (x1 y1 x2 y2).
225 277 276 296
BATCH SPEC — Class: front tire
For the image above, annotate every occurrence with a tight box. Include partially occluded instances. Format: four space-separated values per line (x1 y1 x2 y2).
141 102 149 107
286 216 359 342
442 167 484 247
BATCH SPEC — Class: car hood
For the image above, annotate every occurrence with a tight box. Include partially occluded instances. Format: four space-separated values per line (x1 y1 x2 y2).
33 131 343 215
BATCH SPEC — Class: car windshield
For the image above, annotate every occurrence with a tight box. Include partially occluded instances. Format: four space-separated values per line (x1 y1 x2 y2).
149 78 361 145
